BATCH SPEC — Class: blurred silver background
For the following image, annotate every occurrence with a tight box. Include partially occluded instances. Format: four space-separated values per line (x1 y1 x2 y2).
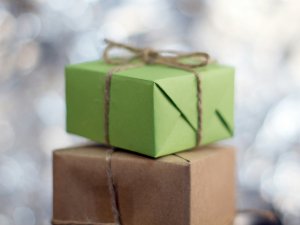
0 0 300 224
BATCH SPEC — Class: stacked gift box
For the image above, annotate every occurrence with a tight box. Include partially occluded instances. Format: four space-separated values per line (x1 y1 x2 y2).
52 40 236 225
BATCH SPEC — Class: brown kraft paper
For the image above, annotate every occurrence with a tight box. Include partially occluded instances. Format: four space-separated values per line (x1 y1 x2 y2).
52 145 236 225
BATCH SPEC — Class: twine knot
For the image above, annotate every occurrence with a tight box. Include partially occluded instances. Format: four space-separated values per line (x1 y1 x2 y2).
141 48 158 64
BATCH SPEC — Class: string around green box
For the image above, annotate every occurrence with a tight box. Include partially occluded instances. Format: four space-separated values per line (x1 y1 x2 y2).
102 39 211 147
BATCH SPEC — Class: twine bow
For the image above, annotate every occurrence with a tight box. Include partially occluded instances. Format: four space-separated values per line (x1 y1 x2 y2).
103 39 210 69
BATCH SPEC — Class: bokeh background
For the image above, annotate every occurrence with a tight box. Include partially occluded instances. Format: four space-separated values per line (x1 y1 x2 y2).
1 0 300 224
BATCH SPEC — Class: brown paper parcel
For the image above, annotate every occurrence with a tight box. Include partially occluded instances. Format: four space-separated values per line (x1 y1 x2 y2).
52 145 235 225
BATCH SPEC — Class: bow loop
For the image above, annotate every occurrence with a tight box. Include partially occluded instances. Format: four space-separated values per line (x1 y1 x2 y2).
103 39 210 69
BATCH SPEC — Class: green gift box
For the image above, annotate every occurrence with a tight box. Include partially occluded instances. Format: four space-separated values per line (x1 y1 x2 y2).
66 60 234 157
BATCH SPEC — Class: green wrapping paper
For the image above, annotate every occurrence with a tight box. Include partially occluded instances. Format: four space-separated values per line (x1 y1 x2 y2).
65 60 234 157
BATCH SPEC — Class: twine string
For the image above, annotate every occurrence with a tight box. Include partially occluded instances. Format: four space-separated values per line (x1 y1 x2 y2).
105 149 121 225
103 63 144 145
